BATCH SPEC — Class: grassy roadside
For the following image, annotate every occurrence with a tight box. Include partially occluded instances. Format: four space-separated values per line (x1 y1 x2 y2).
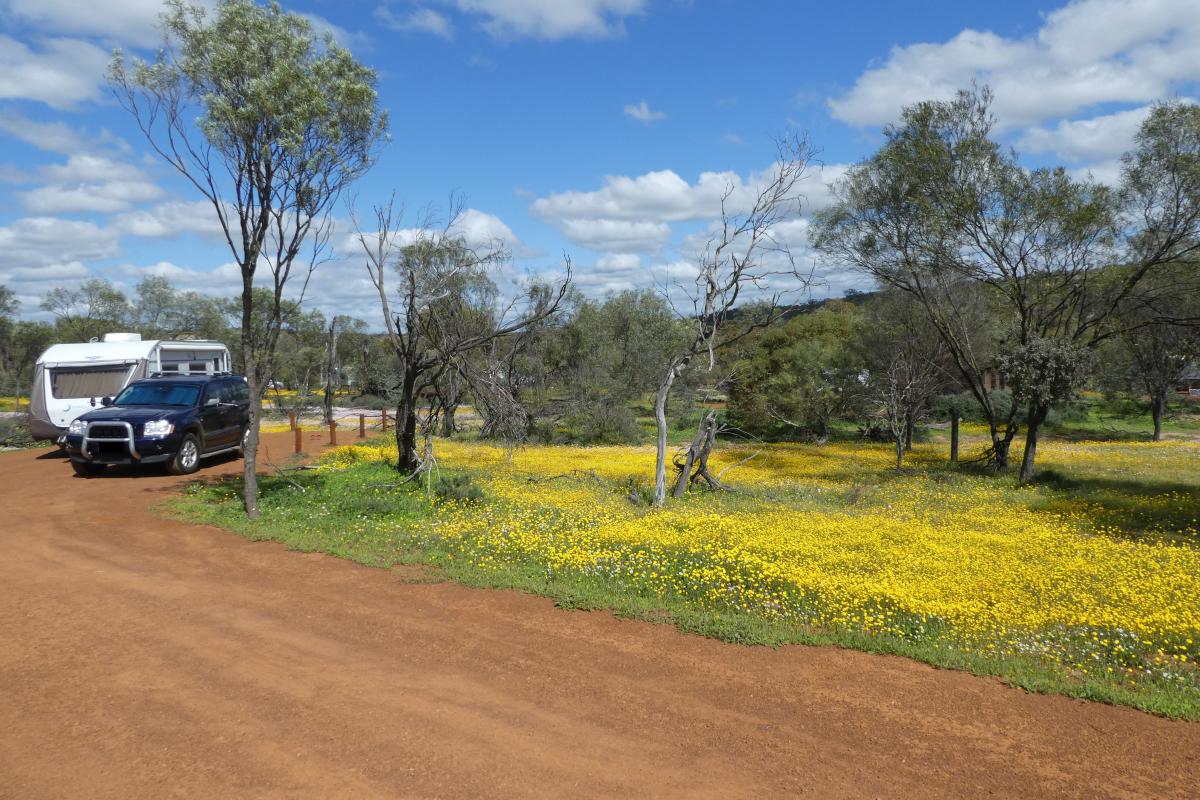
168 435 1200 721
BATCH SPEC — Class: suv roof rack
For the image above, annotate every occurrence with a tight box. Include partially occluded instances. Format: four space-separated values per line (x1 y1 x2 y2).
146 371 236 379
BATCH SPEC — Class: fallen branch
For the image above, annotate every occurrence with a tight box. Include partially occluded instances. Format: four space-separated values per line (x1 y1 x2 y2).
715 449 761 483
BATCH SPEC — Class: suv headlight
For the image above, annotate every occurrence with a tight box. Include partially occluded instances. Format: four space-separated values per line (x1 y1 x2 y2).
68 419 86 436
143 419 174 437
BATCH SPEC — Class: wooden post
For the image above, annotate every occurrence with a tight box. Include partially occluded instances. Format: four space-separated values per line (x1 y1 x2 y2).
294 424 302 455
950 415 960 465
381 409 389 432
329 419 337 446
359 414 366 438
288 411 297 431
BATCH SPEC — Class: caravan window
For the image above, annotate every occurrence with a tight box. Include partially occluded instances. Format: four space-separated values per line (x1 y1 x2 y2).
49 366 130 399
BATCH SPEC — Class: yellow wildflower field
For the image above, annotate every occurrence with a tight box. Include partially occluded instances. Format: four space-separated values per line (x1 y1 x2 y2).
319 435 1200 697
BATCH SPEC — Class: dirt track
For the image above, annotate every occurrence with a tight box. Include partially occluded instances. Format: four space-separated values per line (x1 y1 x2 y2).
1 432 1197 799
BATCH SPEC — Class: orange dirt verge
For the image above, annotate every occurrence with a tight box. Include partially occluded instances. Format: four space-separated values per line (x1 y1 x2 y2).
1 432 1197 799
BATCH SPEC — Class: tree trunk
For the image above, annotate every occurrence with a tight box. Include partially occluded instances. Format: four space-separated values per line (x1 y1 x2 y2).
903 415 913 452
988 420 1016 472
242 358 261 518
994 438 1011 471
323 318 339 425
240 275 260 519
653 359 683 506
949 415 959 465
1019 405 1047 484
692 414 722 489
395 367 420 474
673 410 717 497
1151 391 1166 442
440 404 457 437
895 433 904 469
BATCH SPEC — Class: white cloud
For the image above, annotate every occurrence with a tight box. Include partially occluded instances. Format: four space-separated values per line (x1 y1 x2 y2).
5 260 91 284
0 217 121 270
449 0 645 40
377 6 455 38
721 133 745 146
559 218 672 254
0 35 109 109
0 217 123 307
20 154 163 213
0 0 174 47
298 12 371 51
449 208 536 254
111 201 228 239
0 112 87 153
828 0 1200 129
531 162 845 256
23 181 162 213
110 260 244 295
624 100 666 123
534 169 740 224
1018 105 1159 163
595 252 640 271
334 207 530 262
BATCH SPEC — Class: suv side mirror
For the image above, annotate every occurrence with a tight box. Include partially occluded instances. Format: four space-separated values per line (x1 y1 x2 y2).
100 396 113 407
205 397 220 407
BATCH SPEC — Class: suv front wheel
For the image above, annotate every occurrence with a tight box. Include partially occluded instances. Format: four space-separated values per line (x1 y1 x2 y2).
168 433 202 475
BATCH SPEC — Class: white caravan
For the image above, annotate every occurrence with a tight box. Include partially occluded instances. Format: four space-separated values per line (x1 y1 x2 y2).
29 333 232 440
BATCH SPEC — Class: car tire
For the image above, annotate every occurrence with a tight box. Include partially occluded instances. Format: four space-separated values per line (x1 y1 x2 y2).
71 460 106 477
168 433 202 476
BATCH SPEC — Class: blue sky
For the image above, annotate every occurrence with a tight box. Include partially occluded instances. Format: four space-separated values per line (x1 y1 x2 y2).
2 0 1198 325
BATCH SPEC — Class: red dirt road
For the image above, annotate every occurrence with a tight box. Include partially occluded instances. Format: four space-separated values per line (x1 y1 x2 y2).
1 433 1197 799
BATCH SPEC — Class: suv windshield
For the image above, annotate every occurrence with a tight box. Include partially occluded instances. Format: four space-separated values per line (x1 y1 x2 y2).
113 383 200 407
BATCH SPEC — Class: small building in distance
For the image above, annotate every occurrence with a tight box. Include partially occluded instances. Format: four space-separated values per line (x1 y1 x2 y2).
1177 364 1200 396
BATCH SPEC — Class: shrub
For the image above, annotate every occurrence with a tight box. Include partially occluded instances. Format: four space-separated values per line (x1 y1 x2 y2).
560 400 641 445
351 393 392 411
434 473 483 504
0 415 34 448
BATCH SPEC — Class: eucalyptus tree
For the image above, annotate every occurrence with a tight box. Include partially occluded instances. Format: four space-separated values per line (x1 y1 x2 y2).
814 89 1199 481
726 301 867 441
0 286 17 396
859 291 952 455
1119 101 1200 306
354 199 571 475
110 0 387 516
1107 266 1200 440
131 276 227 339
40 279 130 341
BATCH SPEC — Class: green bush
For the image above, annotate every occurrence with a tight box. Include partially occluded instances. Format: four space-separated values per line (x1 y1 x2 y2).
0 415 35 448
434 473 483 504
560 400 642 445
351 394 392 411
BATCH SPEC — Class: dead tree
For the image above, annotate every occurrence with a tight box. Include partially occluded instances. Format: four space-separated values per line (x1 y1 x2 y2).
353 195 571 475
874 353 928 469
653 134 814 505
672 410 721 495
322 316 340 425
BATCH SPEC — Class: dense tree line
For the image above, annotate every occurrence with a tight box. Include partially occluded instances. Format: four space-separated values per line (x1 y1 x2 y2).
2 0 1197 511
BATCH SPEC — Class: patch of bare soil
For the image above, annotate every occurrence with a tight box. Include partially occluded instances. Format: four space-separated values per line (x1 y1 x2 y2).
1 432 1197 799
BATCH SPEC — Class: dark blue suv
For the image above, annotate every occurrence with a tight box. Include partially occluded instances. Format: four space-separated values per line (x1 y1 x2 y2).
63 375 252 477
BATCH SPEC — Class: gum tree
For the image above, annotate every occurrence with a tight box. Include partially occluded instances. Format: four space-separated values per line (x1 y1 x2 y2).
354 199 571 475
110 0 387 516
815 90 1200 481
